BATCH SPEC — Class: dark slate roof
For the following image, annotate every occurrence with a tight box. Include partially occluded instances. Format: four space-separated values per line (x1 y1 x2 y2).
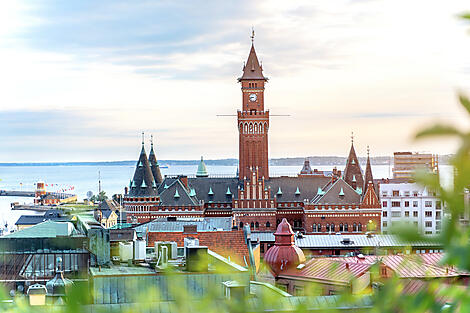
312 178 361 205
149 143 163 185
188 177 240 203
100 209 115 219
266 176 331 202
15 211 67 226
134 217 233 233
98 200 121 211
238 44 267 81
343 143 364 189
158 179 199 206
109 229 136 242
128 144 158 197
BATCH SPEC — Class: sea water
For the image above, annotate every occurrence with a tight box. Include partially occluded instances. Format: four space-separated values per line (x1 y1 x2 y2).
0 164 453 229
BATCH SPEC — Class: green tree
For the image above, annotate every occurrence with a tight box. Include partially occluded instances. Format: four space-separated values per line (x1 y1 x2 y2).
90 191 107 203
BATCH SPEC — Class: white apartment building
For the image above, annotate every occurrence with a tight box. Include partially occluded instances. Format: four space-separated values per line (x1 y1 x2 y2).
380 182 442 235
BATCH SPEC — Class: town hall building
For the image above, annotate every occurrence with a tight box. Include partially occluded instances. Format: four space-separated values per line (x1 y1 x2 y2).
123 36 382 234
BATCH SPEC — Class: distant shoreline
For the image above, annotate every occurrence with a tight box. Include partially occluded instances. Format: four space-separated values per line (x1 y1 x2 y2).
0 155 452 166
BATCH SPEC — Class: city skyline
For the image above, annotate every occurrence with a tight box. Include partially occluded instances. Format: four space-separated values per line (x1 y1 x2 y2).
1 1 470 162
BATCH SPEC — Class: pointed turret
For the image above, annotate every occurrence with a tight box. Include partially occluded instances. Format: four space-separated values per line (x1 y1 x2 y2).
299 158 314 175
363 146 374 192
128 133 158 197
238 31 267 82
196 156 209 177
148 135 163 185
343 133 364 190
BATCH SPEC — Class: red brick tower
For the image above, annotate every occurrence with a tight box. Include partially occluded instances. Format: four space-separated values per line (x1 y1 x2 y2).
238 31 269 180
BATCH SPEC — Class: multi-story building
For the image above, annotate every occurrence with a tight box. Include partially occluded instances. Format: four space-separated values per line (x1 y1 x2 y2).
123 35 382 234
392 152 439 181
379 182 443 235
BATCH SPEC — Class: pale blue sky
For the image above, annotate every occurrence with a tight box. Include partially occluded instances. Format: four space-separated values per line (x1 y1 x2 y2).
0 1 469 162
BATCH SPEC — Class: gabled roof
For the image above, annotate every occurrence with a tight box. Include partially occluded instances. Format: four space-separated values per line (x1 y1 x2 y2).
238 44 267 81
148 139 163 185
312 178 361 205
128 143 158 197
188 177 240 203
98 199 122 211
361 182 380 208
267 176 331 202
158 179 199 206
343 143 364 190
5 221 76 238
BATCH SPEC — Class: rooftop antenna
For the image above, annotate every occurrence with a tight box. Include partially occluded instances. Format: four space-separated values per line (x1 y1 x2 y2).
98 170 101 194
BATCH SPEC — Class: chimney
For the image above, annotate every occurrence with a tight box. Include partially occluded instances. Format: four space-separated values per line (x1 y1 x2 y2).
183 225 197 234
180 176 189 189
124 187 128 195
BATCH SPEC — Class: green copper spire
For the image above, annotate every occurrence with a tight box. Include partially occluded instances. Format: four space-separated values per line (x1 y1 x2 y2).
339 187 345 196
208 187 214 195
196 156 209 177
141 180 147 188
226 187 232 195
295 187 300 195
277 187 282 195
174 189 180 198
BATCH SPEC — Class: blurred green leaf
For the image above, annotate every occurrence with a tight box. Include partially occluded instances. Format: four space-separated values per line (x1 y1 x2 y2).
415 124 462 139
458 94 470 116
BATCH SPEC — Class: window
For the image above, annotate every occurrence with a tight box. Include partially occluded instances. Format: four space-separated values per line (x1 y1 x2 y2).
425 201 433 208
413 211 418 217
255 222 259 229
326 224 330 232
425 221 432 227
358 223 362 232
436 221 441 230
250 222 254 228
382 201 388 207
391 211 401 217
312 224 317 232
425 211 432 217
383 211 388 217
383 221 388 227
392 190 399 197
404 191 410 197
413 191 418 197
436 201 442 209
331 223 335 232
294 286 304 296
239 222 243 228
382 191 388 197
339 223 344 231
317 223 321 232
353 223 357 232
436 211 441 220
413 201 418 207
404 201 410 207
392 201 401 207
404 211 409 217
266 221 271 228
344 223 348 232
425 231 433 235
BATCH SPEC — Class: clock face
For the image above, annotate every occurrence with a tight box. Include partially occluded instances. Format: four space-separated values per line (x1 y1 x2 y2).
249 93 257 102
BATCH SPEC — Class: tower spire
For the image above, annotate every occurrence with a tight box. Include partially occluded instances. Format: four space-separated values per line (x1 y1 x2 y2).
251 27 255 44
150 134 154 148
351 131 354 145
141 131 145 146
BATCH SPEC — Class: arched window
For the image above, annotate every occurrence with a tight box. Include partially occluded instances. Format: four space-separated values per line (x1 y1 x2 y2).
344 223 348 232
326 224 330 232
239 222 243 228
317 224 321 232
255 222 259 229
358 223 362 232
266 221 271 228
339 223 343 232
331 223 335 232
353 223 357 232
249 123 253 133
312 224 317 232
254 123 258 134
250 222 254 229
244 123 248 133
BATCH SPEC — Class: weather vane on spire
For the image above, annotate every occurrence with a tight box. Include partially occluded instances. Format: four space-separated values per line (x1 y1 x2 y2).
150 134 154 147
351 131 354 144
141 131 145 145
367 145 370 157
251 27 255 43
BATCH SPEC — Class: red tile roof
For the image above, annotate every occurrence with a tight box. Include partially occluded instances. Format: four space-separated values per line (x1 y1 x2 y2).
280 258 371 285
147 230 249 266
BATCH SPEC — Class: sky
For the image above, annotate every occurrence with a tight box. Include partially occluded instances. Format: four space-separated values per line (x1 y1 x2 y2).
0 0 470 162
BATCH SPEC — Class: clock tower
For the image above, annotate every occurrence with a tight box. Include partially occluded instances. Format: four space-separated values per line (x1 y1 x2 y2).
237 34 269 180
